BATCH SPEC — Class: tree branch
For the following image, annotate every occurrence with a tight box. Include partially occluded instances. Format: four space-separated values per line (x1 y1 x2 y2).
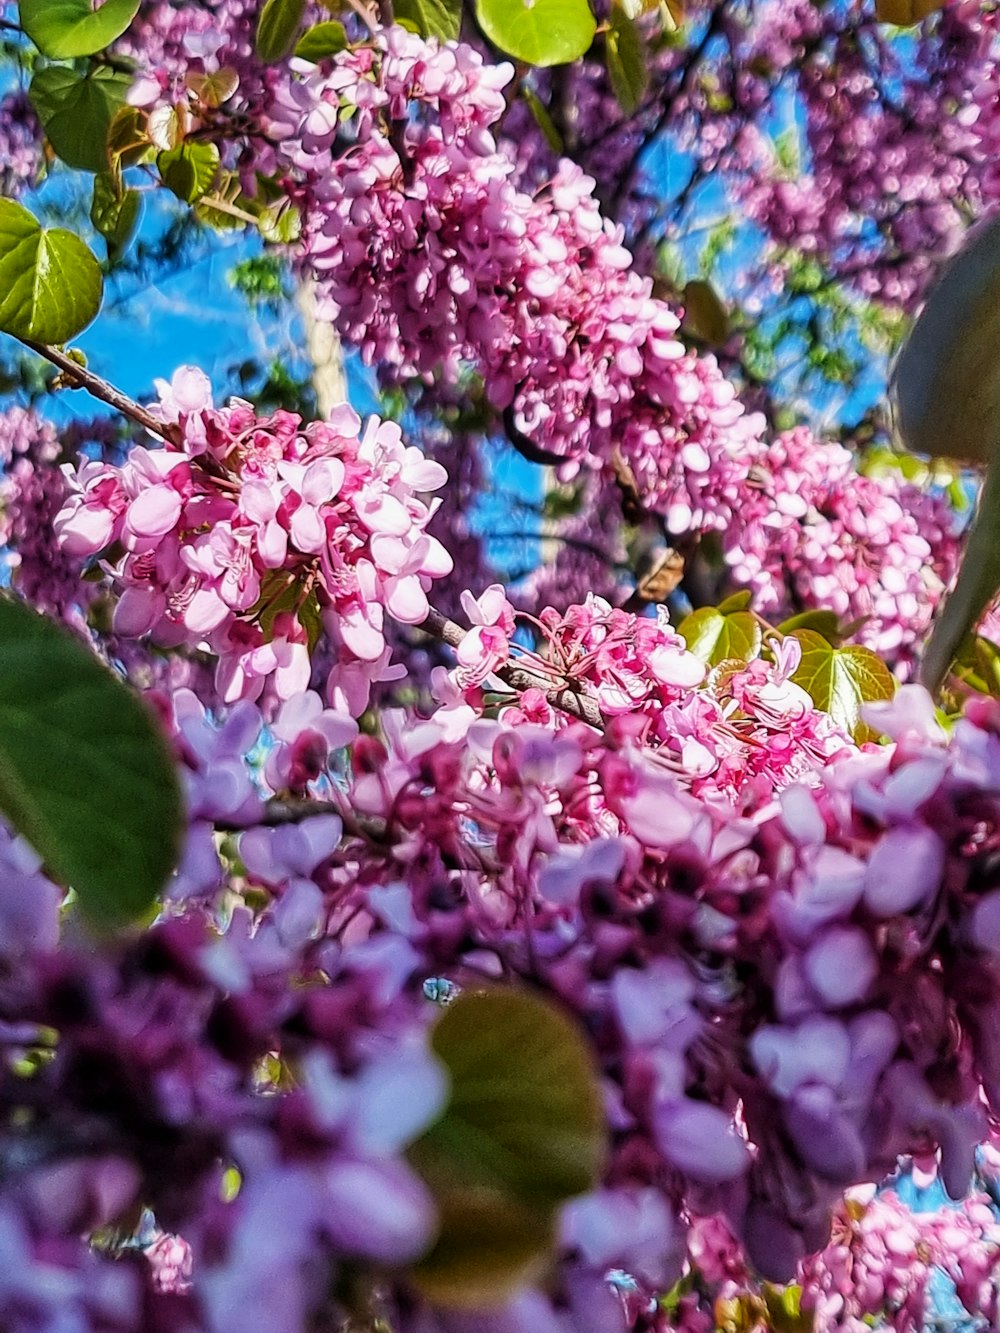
18 339 180 446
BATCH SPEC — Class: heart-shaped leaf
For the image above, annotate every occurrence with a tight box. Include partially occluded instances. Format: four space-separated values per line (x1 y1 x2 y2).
157 141 221 203
409 987 604 1308
0 198 102 344
680 603 762 667
91 174 141 261
30 64 131 173
790 629 895 742
19 0 139 58
475 0 596 66
0 596 183 927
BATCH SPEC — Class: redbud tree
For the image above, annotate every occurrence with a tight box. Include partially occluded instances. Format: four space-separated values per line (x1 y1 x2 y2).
2 0 1000 1328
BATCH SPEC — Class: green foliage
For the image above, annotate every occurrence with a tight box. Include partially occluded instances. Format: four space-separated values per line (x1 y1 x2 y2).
30 64 131 173
19 0 139 59
256 0 308 62
789 629 896 742
521 86 564 153
606 4 648 114
90 173 141 261
475 0 596 66
409 988 604 1308
230 254 290 306
294 20 349 60
950 633 1000 698
679 594 762 667
681 277 729 345
0 198 102 343
395 0 462 41
157 141 221 203
0 596 184 928
776 609 844 644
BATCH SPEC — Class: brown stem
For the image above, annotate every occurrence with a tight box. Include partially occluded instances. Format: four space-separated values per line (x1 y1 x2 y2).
418 605 605 729
18 339 181 446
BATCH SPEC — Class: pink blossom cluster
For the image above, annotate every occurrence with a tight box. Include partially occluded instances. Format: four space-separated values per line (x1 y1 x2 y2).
729 0 997 310
0 92 42 199
724 427 961 666
54 369 452 713
267 28 768 531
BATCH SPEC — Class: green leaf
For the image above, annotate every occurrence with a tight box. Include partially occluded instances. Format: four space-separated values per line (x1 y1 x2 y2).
606 3 647 114
409 988 604 1308
30 64 131 173
395 0 462 40
256 0 307 61
19 0 139 58
185 67 240 109
521 86 563 153
0 198 102 344
90 173 141 261
790 630 896 743
475 0 596 66
293 20 348 60
157 141 221 203
776 609 844 644
682 278 729 345
0 596 183 927
763 1284 815 1333
679 604 762 667
951 633 1000 698
716 589 752 614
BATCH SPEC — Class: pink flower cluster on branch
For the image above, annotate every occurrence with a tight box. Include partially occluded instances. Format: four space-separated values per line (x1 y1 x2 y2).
54 370 452 713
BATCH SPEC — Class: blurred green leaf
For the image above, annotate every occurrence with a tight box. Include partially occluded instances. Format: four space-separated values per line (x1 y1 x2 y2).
409 988 604 1308
256 0 307 61
395 0 462 41
90 173 141 261
0 596 183 928
606 3 647 114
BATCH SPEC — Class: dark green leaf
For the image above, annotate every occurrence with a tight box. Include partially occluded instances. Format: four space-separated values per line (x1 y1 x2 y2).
790 629 896 742
682 278 729 345
475 0 596 66
19 0 139 58
395 0 462 40
157 141 221 203
256 0 307 61
606 3 647 114
30 64 131 173
716 589 752 614
0 198 102 343
0 596 183 927
293 20 348 60
409 988 604 1308
679 605 762 667
90 174 141 261
522 87 564 153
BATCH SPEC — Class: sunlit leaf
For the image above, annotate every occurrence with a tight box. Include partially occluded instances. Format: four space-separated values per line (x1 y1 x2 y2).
790 630 895 742
157 141 221 203
294 20 349 60
19 0 139 58
680 604 762 667
0 198 102 344
476 0 596 66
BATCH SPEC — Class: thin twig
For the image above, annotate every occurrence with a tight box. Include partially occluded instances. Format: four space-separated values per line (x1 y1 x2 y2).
418 605 605 729
17 339 180 445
